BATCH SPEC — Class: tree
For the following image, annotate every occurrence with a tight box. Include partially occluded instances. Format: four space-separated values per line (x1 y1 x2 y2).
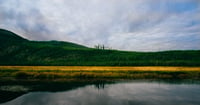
94 44 105 50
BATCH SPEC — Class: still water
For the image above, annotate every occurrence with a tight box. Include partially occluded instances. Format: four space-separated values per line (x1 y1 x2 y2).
0 80 200 105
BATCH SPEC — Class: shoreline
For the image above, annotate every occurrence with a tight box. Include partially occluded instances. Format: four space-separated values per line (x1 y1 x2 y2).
1 66 200 80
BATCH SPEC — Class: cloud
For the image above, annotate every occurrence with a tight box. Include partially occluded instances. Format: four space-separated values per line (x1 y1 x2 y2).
0 0 200 51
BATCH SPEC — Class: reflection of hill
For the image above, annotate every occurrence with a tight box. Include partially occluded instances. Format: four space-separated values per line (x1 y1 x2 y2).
0 80 114 104
1 79 199 104
0 91 26 104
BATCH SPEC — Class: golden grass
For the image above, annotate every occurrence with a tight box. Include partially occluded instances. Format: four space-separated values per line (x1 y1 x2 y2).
0 66 200 71
0 66 200 80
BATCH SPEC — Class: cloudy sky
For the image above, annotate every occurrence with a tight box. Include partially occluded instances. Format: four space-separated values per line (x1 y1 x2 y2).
0 0 200 51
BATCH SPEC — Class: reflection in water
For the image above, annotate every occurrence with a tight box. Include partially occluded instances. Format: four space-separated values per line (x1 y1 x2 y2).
0 80 112 104
0 80 200 105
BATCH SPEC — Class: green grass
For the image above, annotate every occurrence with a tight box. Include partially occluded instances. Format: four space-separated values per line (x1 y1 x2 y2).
1 29 200 66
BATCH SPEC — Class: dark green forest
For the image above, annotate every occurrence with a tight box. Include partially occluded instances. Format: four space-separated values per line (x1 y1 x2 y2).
0 29 200 66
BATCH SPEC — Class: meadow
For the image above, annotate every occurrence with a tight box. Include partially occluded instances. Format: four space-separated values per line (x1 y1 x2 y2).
0 66 200 80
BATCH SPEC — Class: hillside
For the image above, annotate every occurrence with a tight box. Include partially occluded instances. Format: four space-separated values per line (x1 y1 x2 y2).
0 29 200 66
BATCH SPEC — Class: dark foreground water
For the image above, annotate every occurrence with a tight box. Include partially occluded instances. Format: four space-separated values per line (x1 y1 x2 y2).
0 80 200 105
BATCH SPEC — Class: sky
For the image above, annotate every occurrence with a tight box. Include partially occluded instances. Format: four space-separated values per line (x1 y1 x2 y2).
0 0 200 51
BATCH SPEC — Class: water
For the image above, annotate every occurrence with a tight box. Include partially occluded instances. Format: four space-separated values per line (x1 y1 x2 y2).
0 80 200 105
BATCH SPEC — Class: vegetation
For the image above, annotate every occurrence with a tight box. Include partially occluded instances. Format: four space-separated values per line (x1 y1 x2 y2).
0 29 200 66
0 66 200 80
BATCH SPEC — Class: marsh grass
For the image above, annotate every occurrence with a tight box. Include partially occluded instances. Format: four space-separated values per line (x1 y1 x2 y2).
0 66 200 80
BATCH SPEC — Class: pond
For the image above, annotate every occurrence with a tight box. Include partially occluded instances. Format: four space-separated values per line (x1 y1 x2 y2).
0 80 200 105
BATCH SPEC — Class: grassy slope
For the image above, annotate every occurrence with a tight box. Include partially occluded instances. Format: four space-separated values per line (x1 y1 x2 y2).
0 29 200 66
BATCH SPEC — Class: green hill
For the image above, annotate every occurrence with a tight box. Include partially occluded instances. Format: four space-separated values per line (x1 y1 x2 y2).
0 29 88 49
0 29 200 66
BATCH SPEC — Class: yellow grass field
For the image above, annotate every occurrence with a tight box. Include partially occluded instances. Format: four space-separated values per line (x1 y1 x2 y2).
1 66 200 80
0 66 200 71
